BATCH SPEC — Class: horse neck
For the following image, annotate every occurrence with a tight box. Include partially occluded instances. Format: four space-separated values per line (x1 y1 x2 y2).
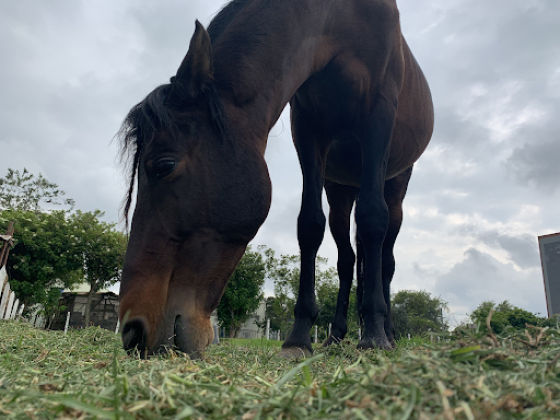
212 1 335 145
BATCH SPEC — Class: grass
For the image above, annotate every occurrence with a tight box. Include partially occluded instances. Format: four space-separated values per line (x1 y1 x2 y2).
1 321 560 419
220 338 284 349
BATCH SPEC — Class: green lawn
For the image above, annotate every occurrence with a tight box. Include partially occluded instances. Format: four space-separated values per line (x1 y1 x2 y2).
1 320 559 419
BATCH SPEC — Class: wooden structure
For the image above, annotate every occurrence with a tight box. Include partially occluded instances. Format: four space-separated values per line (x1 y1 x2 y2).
50 291 120 331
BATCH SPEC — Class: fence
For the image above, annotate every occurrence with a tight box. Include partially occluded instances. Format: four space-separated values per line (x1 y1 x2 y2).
0 267 24 320
0 221 24 321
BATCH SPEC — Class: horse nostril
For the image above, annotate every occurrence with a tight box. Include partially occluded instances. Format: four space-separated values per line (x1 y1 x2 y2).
122 319 147 357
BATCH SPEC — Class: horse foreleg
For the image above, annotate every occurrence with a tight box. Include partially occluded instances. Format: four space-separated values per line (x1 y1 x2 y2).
381 166 413 348
355 86 399 351
324 180 358 346
280 109 328 358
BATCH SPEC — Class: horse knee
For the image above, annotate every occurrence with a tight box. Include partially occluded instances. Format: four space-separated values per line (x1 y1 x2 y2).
338 245 355 270
355 200 389 245
297 210 326 250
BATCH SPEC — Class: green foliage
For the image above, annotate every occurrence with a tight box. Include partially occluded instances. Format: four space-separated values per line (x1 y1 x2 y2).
217 246 266 337
1 170 127 326
315 269 360 340
0 209 85 309
0 208 127 323
68 210 127 327
392 290 448 339
0 168 74 212
69 210 127 293
470 300 553 335
263 250 299 338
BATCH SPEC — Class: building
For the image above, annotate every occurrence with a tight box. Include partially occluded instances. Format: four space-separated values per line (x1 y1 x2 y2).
539 232 560 317
236 300 267 339
50 284 119 331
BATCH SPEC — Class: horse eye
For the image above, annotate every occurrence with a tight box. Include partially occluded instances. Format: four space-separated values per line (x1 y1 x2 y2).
153 159 176 178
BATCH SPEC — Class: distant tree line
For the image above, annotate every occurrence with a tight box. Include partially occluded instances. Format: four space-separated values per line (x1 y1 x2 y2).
468 300 555 335
219 246 555 342
218 244 449 341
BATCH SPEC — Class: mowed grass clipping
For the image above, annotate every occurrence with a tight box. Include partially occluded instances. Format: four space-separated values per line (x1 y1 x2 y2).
1 321 560 419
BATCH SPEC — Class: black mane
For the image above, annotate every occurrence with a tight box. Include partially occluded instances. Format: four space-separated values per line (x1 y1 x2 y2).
118 84 174 224
119 2 251 226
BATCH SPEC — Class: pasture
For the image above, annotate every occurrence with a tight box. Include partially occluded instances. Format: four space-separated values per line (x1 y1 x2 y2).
1 321 559 419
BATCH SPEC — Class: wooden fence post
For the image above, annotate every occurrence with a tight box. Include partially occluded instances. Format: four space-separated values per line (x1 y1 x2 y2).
16 304 24 320
0 266 7 290
10 298 19 319
5 292 15 320
0 277 10 318
64 311 71 333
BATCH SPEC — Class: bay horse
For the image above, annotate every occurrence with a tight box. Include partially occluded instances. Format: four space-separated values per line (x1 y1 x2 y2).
118 0 433 358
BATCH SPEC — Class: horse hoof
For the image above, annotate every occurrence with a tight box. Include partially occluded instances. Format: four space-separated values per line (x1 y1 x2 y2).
279 347 313 359
357 337 394 351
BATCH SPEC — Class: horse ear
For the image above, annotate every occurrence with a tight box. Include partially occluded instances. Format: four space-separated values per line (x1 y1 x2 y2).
168 20 213 103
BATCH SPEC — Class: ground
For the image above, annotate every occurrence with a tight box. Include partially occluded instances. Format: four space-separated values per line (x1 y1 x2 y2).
0 321 559 419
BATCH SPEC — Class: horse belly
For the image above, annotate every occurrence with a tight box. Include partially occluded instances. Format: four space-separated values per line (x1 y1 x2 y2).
325 135 412 187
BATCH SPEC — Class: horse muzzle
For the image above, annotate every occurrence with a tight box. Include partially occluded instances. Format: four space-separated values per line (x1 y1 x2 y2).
121 314 213 359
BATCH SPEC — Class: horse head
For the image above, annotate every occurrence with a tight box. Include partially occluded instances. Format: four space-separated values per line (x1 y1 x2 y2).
118 22 271 358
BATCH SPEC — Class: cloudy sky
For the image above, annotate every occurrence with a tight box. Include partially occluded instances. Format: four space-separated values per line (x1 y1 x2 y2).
1 0 559 326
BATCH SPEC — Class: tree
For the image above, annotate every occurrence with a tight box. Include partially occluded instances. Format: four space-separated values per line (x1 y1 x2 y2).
0 209 84 311
262 296 293 337
314 259 361 340
392 290 448 339
263 250 360 340
69 211 127 327
470 300 552 335
217 246 266 337
0 170 127 328
0 168 74 212
263 250 300 339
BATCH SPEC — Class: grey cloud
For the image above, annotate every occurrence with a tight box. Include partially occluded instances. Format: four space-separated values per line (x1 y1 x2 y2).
412 262 442 280
478 231 540 269
434 248 546 316
452 224 540 269
505 136 560 191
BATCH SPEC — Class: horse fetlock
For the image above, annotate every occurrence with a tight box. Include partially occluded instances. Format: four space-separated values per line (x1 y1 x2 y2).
331 321 348 340
323 335 342 347
293 303 318 323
